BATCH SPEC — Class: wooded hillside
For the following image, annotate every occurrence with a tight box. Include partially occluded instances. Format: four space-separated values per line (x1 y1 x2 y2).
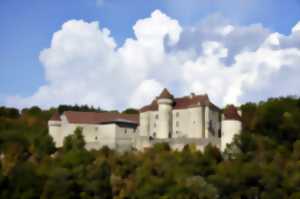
1 97 300 199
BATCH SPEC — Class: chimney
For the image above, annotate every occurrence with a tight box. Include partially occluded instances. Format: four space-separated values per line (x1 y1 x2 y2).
190 92 196 99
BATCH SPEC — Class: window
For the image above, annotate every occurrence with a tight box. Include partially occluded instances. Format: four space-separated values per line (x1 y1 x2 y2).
176 112 180 117
155 114 159 119
176 121 180 127
95 136 98 140
95 127 98 131
154 123 156 128
124 129 127 134
153 132 156 138
168 132 172 138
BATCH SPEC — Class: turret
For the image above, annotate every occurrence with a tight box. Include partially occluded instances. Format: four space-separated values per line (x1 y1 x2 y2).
157 88 173 139
221 105 242 151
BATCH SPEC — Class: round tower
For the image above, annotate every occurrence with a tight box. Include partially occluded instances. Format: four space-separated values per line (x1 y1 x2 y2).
157 88 173 139
221 105 242 151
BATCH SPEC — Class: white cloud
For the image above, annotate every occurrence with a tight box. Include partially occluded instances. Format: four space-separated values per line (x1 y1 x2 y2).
292 22 300 33
129 79 163 108
5 10 300 109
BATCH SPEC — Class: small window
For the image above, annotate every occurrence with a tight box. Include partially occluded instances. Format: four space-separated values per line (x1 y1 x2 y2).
176 112 180 117
155 114 159 119
95 127 98 131
209 120 213 130
95 136 98 140
153 132 156 138
124 129 127 134
176 121 179 127
154 123 156 128
168 132 172 138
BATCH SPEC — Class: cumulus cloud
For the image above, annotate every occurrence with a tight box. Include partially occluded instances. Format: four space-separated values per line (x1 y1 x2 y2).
6 10 300 109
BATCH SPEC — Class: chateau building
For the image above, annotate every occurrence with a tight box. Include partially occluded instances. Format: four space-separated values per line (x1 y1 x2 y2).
49 111 139 151
48 88 242 151
136 88 242 151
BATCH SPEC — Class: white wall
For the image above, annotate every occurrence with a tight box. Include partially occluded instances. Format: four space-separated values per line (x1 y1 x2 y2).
140 105 222 140
172 109 190 138
115 125 137 151
48 115 140 151
139 112 150 136
58 122 117 150
221 120 242 151
158 99 173 139
188 107 203 138
149 111 159 138
48 121 63 147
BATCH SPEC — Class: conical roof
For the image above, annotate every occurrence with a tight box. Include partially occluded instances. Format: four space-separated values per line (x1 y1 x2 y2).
158 88 173 99
223 105 241 121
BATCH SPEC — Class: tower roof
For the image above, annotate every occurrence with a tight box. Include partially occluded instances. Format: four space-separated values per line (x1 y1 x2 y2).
157 88 173 99
223 105 241 121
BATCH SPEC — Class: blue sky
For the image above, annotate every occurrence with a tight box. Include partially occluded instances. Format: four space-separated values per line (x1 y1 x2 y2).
1 0 300 109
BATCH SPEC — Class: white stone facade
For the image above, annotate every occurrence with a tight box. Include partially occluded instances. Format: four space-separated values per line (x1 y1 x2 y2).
135 89 242 151
138 106 220 140
48 112 138 151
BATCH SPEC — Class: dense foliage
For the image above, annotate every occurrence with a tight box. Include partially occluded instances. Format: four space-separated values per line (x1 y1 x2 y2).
0 96 300 199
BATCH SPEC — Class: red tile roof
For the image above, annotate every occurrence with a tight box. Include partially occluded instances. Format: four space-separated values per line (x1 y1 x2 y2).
49 112 61 121
63 111 139 125
140 94 220 112
158 88 174 99
223 105 241 121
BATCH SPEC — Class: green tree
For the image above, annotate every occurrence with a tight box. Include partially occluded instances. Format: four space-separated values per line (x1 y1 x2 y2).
41 167 79 199
8 162 42 199
122 108 139 114
62 127 85 152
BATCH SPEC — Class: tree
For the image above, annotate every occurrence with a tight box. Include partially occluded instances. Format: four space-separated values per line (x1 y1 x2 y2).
33 131 56 158
122 108 139 114
184 176 218 199
41 167 79 199
62 127 85 152
78 160 112 199
8 162 42 199
73 127 85 150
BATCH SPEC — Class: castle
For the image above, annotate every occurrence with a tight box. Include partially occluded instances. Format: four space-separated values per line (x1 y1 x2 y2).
48 88 242 151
